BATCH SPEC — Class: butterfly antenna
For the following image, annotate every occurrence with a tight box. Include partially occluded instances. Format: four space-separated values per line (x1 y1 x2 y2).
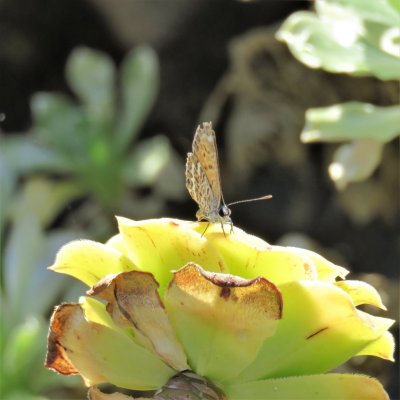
227 194 272 207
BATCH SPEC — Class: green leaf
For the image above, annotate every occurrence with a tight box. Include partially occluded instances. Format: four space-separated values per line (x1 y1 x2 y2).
116 46 159 150
31 92 90 158
388 0 400 13
9 178 83 227
0 155 17 233
3 317 46 384
122 135 171 186
0 134 71 173
3 213 44 327
321 0 400 27
2 205 78 323
328 140 384 190
1 315 63 396
2 392 47 400
2 180 84 320
301 102 400 143
23 230 81 317
66 47 116 123
276 6 400 80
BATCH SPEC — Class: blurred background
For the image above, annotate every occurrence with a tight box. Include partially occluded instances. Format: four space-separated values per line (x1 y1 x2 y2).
0 0 398 399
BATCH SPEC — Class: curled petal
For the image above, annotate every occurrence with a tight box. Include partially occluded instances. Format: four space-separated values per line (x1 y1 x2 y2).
165 263 282 382
88 271 189 371
49 240 136 286
45 304 80 376
335 280 387 309
45 297 174 390
356 330 395 361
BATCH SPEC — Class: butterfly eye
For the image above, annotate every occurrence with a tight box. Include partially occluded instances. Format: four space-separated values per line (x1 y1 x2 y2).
218 205 231 217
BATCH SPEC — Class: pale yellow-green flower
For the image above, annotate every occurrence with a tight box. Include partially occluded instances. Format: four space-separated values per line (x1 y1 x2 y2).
46 217 394 399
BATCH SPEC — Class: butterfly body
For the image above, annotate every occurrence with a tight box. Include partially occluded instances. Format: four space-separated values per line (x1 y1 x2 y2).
186 122 233 231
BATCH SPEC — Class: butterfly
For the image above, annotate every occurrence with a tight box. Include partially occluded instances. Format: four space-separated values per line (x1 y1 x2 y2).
186 122 271 235
186 122 232 233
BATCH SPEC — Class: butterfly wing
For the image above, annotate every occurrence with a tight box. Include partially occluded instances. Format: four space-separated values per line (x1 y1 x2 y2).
185 122 222 219
191 122 222 203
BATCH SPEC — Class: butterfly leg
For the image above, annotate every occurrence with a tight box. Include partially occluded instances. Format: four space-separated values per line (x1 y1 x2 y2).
220 222 227 238
201 223 210 237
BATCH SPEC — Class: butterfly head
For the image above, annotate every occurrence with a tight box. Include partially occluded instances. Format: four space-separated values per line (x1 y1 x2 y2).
218 203 232 222
195 203 232 225
196 203 233 236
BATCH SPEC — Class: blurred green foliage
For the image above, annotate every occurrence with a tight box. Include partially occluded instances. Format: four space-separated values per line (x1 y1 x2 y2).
0 45 184 235
1 180 85 399
277 0 400 189
0 44 183 399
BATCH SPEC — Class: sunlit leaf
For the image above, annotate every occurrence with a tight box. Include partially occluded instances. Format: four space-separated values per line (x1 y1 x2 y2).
277 4 400 80
301 102 400 143
320 0 400 28
329 140 384 190
0 134 71 173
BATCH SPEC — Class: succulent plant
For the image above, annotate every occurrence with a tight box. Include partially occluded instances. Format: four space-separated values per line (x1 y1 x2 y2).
277 0 400 190
45 218 394 399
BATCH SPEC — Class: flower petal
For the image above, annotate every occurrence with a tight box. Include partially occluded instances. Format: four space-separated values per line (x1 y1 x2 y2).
287 247 349 281
88 271 189 371
356 331 395 361
165 263 282 382
117 217 226 294
225 373 389 400
204 226 318 284
237 281 394 382
45 297 174 390
49 240 136 286
106 233 128 254
335 279 387 309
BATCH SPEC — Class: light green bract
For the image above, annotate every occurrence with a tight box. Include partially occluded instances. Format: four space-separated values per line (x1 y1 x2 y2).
276 0 400 190
276 0 400 80
46 218 394 399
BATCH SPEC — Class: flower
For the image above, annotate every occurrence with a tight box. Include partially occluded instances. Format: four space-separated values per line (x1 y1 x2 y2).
46 218 394 399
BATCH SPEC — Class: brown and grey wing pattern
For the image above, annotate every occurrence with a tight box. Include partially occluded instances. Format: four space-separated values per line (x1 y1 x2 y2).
185 122 222 220
191 122 222 203
186 152 218 218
